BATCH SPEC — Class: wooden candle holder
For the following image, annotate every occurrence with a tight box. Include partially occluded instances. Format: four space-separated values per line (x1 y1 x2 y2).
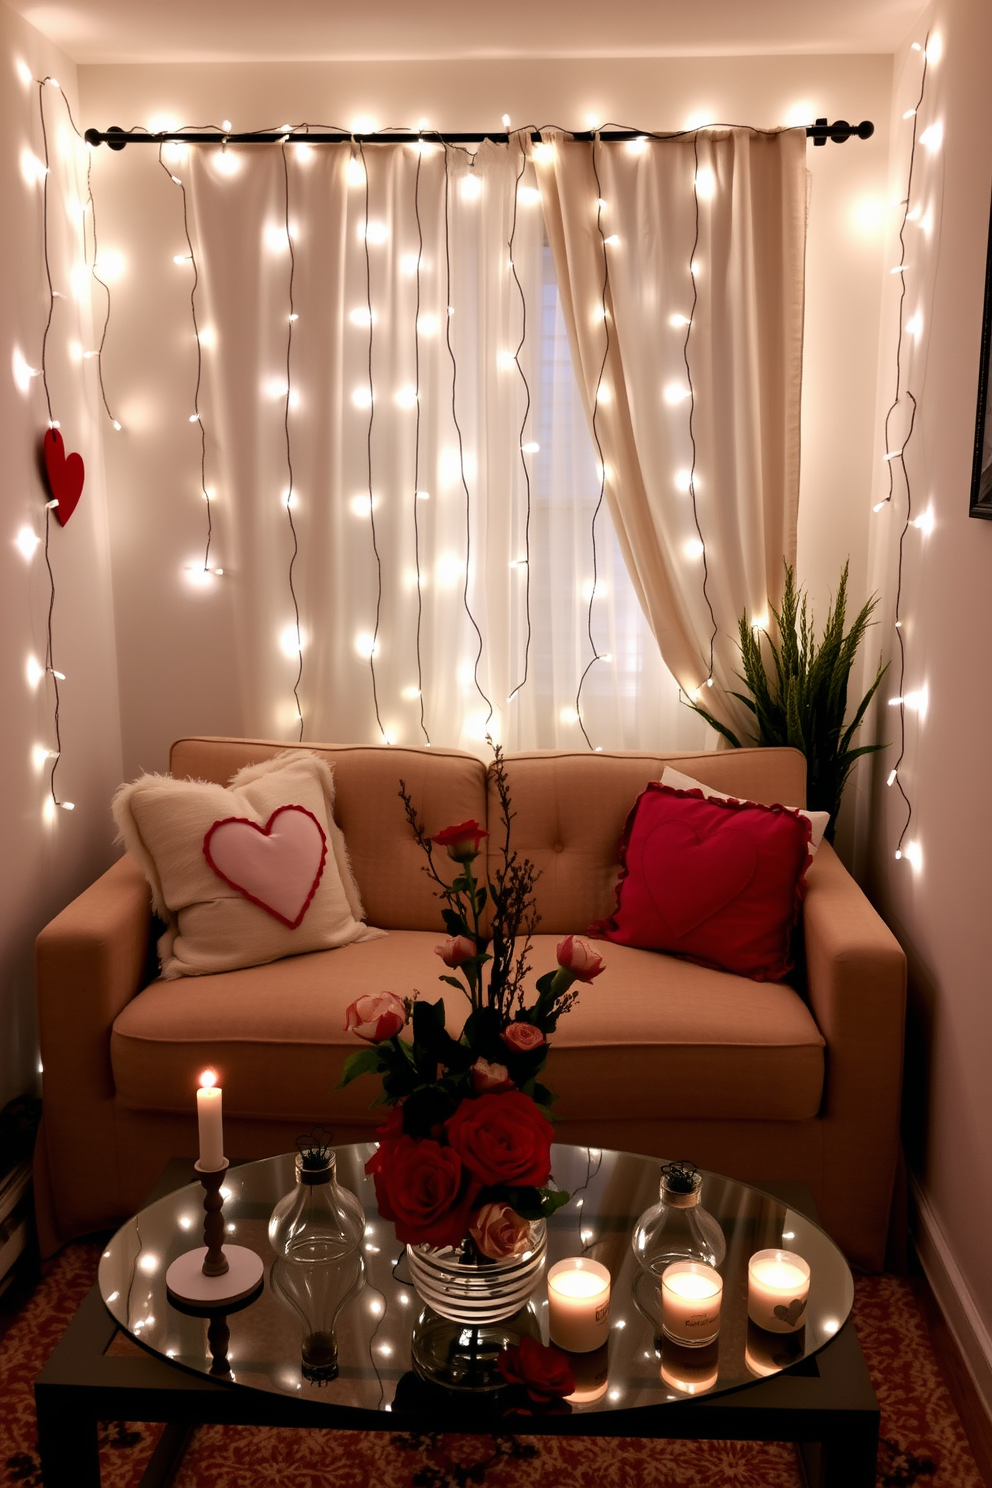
165 1157 264 1308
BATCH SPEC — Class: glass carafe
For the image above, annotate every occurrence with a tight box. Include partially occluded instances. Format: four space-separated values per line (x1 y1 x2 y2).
631 1161 726 1276
268 1146 365 1263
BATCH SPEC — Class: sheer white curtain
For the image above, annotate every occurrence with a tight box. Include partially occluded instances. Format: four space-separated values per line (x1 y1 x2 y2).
535 128 808 737
186 140 696 755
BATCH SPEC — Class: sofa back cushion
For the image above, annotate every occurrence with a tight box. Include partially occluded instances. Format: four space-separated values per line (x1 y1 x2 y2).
169 738 488 931
492 748 808 934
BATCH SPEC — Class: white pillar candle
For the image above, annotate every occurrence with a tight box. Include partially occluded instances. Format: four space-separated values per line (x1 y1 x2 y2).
747 1249 811 1334
547 1258 611 1353
660 1347 719 1396
660 1261 722 1347
196 1069 225 1171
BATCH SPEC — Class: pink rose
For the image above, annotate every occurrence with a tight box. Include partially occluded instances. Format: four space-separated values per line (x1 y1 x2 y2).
556 935 605 983
435 935 477 968
432 819 488 862
502 1021 546 1054
471 1058 513 1094
470 1202 533 1260
344 992 408 1043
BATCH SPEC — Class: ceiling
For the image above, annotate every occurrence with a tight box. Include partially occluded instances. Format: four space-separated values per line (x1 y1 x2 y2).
12 0 925 65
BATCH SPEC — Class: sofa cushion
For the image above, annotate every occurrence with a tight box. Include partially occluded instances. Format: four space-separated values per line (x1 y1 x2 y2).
169 738 488 931
111 753 379 979
111 933 825 1125
493 748 808 934
590 784 811 981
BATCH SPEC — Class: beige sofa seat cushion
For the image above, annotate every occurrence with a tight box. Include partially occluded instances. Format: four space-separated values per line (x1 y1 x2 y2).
111 933 824 1125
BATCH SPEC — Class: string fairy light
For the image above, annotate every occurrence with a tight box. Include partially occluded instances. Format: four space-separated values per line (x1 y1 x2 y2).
506 138 535 703
681 133 719 693
280 142 305 740
442 142 493 730
571 133 614 751
156 143 218 579
410 132 431 744
356 138 388 743
35 78 73 812
877 34 933 862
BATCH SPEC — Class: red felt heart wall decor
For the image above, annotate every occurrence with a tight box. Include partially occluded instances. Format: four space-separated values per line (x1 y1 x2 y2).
42 428 84 526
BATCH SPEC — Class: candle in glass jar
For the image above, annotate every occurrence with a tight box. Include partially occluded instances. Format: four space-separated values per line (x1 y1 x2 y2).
661 1261 722 1347
747 1249 810 1334
196 1069 225 1171
547 1259 611 1352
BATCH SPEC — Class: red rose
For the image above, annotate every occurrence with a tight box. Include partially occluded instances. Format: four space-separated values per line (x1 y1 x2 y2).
498 1337 575 1401
446 1090 554 1189
364 1104 404 1179
556 935 605 982
344 992 408 1043
502 1021 546 1054
372 1135 479 1248
471 1058 513 1094
432 820 488 862
435 935 478 968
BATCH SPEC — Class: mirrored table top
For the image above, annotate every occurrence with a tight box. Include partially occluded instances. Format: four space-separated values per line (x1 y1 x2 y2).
99 1145 853 1419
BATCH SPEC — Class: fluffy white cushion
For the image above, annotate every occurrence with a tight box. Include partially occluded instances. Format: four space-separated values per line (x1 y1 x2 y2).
113 752 382 979
660 766 830 857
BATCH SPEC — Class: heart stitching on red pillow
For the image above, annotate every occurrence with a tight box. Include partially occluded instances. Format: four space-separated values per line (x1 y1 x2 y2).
42 428 85 526
203 805 328 929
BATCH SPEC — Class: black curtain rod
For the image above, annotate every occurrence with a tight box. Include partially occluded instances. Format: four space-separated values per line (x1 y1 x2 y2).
84 118 873 151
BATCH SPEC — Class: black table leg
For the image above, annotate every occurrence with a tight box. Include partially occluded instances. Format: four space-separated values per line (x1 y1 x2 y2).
36 1396 102 1488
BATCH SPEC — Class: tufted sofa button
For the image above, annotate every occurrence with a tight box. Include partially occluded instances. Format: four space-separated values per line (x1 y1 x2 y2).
553 841 564 853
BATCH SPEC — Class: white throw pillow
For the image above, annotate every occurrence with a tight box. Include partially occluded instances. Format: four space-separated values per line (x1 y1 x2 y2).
113 751 382 978
660 766 830 857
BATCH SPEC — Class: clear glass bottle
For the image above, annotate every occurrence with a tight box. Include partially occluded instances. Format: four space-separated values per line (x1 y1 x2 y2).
631 1161 727 1276
268 1141 366 1263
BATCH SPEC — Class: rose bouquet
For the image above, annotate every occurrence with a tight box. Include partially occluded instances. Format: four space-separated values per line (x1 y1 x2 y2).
339 747 604 1260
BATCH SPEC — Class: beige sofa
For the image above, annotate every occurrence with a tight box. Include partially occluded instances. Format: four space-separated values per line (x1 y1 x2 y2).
34 736 906 1270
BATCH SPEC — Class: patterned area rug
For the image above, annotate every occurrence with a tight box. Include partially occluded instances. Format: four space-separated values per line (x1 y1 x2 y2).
0 1244 984 1488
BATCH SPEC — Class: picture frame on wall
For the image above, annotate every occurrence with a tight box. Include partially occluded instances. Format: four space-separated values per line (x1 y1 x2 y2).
970 191 992 517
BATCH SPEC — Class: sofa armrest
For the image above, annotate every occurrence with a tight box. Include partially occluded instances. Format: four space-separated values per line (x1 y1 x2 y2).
35 853 153 1099
34 853 152 1250
802 840 906 1267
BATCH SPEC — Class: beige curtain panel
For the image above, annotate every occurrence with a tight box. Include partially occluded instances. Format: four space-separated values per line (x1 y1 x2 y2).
534 128 808 737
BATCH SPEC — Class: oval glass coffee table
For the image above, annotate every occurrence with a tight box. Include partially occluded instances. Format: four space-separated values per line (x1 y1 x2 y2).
37 1146 879 1487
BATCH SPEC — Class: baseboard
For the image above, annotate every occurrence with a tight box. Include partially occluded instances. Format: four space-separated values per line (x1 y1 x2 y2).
910 1175 992 1425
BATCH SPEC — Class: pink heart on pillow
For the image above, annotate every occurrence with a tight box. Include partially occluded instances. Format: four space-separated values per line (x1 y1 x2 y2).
203 805 327 929
635 817 758 939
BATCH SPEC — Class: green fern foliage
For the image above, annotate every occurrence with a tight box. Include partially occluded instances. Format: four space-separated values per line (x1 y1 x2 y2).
688 563 887 838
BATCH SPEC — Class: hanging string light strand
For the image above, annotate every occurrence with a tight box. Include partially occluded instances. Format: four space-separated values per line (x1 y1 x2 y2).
878 34 931 861
280 142 304 740
442 143 493 727
683 132 719 691
48 82 121 430
356 138 387 743
156 144 216 578
411 135 431 744
35 78 71 811
507 139 535 702
572 136 614 751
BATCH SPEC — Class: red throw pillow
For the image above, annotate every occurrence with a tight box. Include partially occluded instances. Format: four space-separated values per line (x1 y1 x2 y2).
589 784 812 981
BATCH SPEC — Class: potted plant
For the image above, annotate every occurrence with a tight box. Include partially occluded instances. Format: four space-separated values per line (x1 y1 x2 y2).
687 562 887 839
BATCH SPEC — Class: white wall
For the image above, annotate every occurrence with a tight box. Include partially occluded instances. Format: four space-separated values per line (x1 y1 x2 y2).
78 55 893 781
865 0 992 1397
0 0 123 1109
